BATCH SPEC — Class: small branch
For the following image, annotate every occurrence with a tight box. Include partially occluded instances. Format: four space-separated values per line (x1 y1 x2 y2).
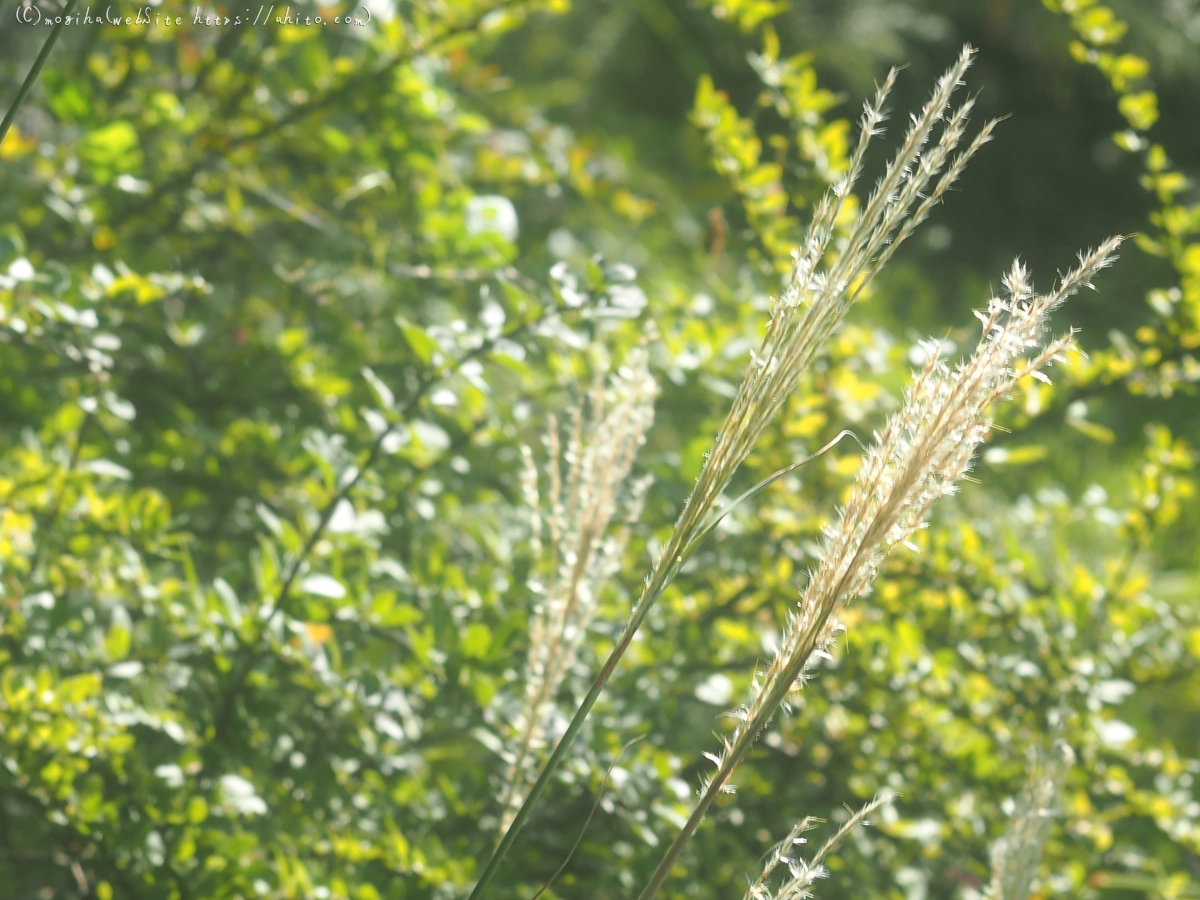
29 412 93 578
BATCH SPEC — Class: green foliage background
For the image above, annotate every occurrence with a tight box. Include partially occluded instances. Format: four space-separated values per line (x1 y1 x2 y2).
1 0 1199 898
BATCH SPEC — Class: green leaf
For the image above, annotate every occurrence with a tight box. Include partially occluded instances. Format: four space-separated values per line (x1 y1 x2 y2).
1067 417 1117 444
462 623 492 660
1118 91 1158 131
186 796 208 824
982 445 1049 466
78 121 143 184
396 317 441 365
104 623 131 661
299 574 346 599
362 367 396 411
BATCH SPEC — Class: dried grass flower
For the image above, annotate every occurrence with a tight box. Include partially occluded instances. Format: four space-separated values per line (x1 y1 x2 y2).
638 236 1123 900
987 737 1076 900
743 792 895 900
474 44 1024 900
498 348 657 833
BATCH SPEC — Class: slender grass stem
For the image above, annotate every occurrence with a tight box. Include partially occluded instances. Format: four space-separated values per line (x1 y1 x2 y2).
636 238 1122 900
0 0 79 147
468 513 695 899
636 618 828 900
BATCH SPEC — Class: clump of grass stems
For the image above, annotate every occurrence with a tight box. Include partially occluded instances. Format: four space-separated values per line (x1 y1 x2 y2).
636 239 1121 899
498 350 657 835
470 44 1019 899
987 735 1076 900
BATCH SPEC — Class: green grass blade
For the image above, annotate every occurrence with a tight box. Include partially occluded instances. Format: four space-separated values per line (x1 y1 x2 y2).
0 0 80 147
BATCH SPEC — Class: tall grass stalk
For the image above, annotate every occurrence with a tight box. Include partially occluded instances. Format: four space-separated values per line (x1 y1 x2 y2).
469 45 996 899
498 351 657 835
0 0 79 146
636 238 1122 900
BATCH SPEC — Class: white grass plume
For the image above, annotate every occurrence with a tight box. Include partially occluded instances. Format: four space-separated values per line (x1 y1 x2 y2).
638 236 1123 900
693 45 994 522
499 349 657 834
987 738 1076 900
477 45 1007 900
743 792 895 900
613 44 995 756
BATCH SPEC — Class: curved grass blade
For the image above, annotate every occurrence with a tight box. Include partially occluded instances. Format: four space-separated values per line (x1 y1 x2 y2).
681 430 862 560
530 735 645 900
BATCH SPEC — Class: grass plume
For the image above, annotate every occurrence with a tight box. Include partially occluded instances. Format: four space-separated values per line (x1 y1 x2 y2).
471 44 1002 899
743 792 895 900
637 237 1123 900
497 350 657 834
987 736 1076 900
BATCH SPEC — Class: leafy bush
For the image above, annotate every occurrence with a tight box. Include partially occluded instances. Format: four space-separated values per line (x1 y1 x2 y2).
1 1 1197 899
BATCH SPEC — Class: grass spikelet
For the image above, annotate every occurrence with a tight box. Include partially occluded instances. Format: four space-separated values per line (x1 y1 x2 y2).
638 236 1123 900
498 349 657 834
743 792 895 900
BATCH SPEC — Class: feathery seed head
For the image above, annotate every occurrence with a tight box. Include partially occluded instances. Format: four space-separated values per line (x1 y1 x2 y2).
987 738 1075 900
696 238 1121 862
636 48 996 615
742 793 895 900
499 349 658 832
